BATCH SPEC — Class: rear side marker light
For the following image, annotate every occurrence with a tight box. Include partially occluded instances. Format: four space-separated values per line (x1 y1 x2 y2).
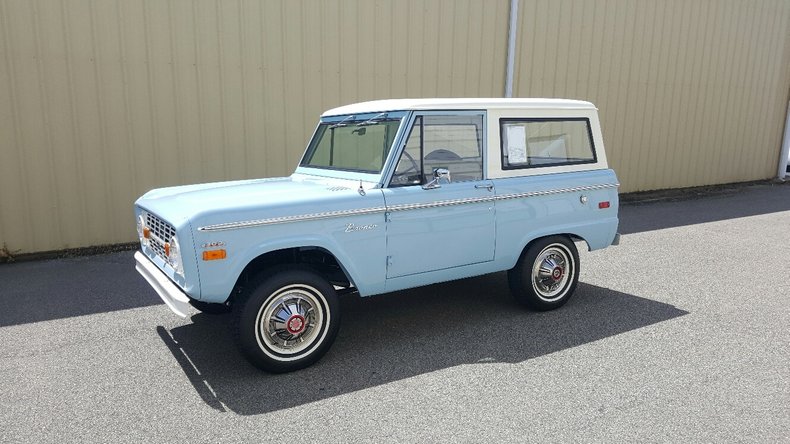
203 249 227 261
599 201 611 209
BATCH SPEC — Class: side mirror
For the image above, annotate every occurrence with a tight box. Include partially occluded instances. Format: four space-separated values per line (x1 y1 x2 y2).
422 168 451 190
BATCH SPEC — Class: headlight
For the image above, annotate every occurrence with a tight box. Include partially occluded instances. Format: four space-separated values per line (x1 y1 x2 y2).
137 214 149 247
168 235 183 276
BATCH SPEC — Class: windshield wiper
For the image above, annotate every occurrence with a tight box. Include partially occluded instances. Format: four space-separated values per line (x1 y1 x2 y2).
329 115 355 129
356 112 388 127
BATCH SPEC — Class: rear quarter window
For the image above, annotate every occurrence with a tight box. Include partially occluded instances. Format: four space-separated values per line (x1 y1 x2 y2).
500 118 596 169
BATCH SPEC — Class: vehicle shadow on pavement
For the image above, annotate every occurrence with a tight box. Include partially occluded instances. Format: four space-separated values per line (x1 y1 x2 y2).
157 272 688 415
0 252 159 327
619 182 790 235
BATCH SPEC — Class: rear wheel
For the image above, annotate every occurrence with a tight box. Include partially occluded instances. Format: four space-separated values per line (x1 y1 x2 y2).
233 267 340 373
508 236 580 311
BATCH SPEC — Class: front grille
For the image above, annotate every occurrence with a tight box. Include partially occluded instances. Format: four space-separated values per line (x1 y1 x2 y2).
145 212 175 260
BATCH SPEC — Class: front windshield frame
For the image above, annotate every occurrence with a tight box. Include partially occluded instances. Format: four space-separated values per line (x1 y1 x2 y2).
298 111 408 176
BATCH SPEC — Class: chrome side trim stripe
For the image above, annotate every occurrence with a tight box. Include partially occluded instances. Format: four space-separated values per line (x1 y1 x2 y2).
197 183 619 232
496 182 620 201
198 207 387 231
387 196 496 212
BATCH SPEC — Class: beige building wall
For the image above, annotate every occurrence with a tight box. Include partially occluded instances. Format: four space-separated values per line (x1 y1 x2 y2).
512 0 790 192
1 0 789 253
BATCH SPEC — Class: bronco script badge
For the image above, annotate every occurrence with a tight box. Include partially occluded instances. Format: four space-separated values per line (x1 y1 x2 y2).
344 223 378 233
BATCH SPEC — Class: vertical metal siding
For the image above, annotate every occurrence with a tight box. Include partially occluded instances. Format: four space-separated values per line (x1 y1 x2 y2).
0 0 788 253
513 0 790 192
0 0 510 253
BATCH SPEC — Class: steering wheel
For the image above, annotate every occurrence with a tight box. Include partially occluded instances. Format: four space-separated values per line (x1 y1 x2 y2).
391 151 421 185
425 149 462 161
398 151 420 175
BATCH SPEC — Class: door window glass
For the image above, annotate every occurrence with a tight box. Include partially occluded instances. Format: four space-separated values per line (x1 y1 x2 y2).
391 114 484 186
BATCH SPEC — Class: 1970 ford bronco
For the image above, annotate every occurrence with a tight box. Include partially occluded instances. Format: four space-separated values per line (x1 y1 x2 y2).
134 98 620 373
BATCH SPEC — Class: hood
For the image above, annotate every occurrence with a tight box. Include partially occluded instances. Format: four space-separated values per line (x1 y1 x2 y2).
135 173 381 230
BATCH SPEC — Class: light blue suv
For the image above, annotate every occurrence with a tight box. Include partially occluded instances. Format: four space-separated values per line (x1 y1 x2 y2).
134 98 620 373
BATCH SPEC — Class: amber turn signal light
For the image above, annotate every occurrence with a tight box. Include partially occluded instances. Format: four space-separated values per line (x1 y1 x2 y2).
202 249 227 261
143 227 151 239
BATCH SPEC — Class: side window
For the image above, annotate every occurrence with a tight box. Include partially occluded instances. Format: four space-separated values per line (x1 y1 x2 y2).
391 117 423 186
391 114 484 186
500 118 596 169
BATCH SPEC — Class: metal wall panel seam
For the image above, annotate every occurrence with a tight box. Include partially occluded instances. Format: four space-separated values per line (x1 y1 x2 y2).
629 1 656 191
32 0 64 247
749 0 777 177
640 0 668 191
165 0 185 185
595 0 614 183
215 0 229 180
728 0 754 181
0 0 34 250
678 0 702 186
755 0 782 177
615 0 639 190
758 1 790 176
699 0 727 183
237 0 250 179
116 1 139 203
89 1 116 244
709 1 739 186
189 1 205 183
663 1 688 188
732 1 767 181
0 1 16 247
141 1 161 189
60 0 90 248
679 0 707 187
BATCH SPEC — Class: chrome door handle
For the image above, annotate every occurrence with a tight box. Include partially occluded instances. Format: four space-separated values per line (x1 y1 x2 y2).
475 184 493 191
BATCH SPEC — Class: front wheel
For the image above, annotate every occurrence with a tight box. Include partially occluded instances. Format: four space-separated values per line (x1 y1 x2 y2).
233 267 340 373
508 236 580 311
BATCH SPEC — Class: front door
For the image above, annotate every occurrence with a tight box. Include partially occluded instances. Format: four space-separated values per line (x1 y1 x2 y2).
382 113 495 278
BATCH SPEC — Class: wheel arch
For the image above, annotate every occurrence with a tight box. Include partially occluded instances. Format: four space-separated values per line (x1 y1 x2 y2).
230 245 356 302
511 232 589 269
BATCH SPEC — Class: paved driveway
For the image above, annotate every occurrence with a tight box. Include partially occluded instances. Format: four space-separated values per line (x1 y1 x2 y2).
1 183 789 442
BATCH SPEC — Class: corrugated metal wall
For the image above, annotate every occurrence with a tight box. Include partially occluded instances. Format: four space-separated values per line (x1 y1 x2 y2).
512 0 790 192
1 0 789 253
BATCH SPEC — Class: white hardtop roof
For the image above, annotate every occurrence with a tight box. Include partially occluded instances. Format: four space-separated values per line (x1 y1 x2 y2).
322 98 596 116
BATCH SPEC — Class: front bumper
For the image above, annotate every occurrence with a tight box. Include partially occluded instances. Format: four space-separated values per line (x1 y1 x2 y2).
135 251 190 318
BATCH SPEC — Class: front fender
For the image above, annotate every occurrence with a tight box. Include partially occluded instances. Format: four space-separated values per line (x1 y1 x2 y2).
195 215 387 303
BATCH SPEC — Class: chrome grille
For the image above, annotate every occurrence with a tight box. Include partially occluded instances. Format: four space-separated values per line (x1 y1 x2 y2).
145 212 175 260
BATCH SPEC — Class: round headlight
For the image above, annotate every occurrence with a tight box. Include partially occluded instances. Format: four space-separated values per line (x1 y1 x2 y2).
169 235 183 276
137 214 149 247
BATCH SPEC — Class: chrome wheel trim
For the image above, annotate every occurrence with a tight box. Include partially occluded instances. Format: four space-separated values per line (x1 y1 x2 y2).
531 243 574 302
254 284 329 361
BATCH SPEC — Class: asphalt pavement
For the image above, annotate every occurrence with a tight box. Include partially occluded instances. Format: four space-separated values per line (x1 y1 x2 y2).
1 182 789 442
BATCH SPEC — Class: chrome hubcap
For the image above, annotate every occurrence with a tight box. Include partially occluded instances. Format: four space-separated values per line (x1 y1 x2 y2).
531 244 573 301
286 314 306 335
256 286 324 356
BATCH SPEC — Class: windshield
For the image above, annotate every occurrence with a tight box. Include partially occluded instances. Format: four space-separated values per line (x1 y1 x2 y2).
300 115 403 174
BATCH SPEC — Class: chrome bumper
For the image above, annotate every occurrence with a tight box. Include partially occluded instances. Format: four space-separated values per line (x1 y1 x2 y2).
134 251 190 318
